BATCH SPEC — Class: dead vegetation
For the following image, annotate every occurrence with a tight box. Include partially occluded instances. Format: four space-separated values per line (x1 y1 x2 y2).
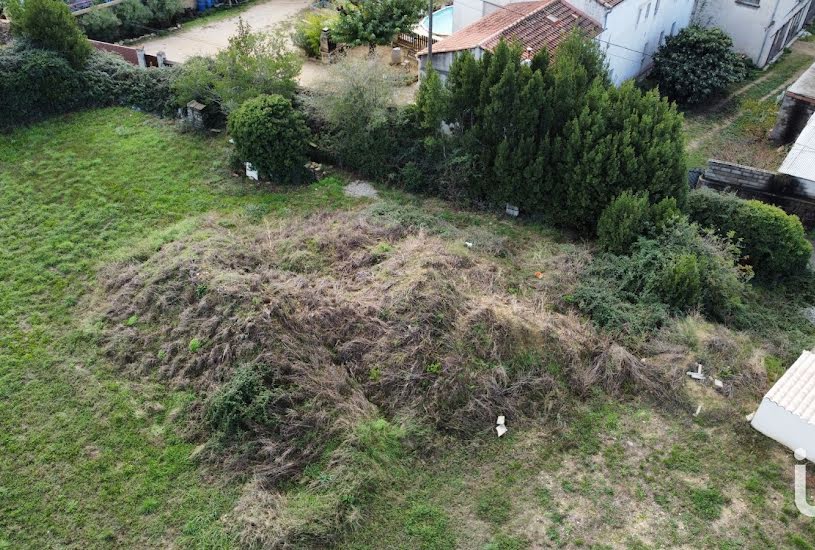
94 206 687 546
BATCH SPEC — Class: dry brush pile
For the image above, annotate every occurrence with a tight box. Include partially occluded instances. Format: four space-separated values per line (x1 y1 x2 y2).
95 205 685 545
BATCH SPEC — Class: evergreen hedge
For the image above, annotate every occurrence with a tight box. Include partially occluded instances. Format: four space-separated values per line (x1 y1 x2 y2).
416 34 688 232
685 188 812 279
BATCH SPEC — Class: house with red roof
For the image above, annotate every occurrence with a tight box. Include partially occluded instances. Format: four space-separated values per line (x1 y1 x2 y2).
421 0 694 84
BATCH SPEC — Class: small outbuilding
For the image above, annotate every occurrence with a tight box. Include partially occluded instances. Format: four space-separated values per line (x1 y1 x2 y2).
751 350 815 461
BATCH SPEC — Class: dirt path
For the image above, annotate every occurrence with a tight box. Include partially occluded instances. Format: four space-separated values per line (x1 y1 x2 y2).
137 0 309 62
687 41 815 151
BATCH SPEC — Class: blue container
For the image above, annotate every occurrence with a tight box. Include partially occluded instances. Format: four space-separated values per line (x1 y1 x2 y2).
196 0 206 11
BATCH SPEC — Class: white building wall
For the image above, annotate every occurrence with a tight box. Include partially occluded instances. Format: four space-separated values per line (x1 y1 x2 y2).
595 0 694 84
695 0 813 67
454 0 502 30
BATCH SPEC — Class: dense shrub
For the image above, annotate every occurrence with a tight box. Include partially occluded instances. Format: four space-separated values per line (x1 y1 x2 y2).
597 191 680 255
575 217 751 340
228 94 310 184
173 20 301 116
685 188 812 279
292 9 337 58
0 44 175 129
79 0 184 41
651 26 747 105
205 364 278 438
7 0 92 68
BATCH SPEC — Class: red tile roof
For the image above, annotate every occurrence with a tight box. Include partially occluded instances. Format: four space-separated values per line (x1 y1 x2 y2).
420 0 602 57
90 40 141 66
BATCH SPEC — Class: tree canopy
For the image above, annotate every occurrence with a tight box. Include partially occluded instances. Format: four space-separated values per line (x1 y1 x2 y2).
7 0 93 68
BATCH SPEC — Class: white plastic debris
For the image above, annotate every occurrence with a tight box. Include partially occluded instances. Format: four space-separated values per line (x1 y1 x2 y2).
496 415 507 437
687 363 706 381
713 379 724 389
465 241 473 248
245 162 259 181
505 204 519 217
694 404 702 417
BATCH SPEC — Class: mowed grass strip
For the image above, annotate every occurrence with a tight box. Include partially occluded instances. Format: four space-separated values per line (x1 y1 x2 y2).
0 108 349 548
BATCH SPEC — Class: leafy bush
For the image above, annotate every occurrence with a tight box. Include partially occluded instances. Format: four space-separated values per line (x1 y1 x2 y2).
651 26 747 105
292 9 336 58
0 44 175 129
332 0 425 53
7 0 93 68
172 19 301 116
228 94 310 184
685 188 812 279
597 191 680 255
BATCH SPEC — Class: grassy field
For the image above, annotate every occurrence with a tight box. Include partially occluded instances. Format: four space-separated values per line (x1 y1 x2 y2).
2 108 815 549
0 108 350 547
684 49 814 170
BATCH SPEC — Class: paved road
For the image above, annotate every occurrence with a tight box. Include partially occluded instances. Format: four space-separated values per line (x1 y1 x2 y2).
137 0 309 62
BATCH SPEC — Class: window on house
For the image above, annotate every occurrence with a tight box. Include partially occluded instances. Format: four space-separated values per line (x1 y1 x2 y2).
736 0 760 7
654 0 660 15
645 2 651 19
659 30 665 45
636 7 643 26
670 21 676 35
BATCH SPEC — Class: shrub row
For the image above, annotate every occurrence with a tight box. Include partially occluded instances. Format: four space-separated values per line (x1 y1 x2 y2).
0 43 176 129
685 188 812 279
79 0 185 43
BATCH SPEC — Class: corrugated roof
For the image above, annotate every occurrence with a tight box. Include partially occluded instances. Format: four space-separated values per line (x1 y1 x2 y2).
787 61 815 103
419 0 602 56
765 350 815 424
779 113 815 182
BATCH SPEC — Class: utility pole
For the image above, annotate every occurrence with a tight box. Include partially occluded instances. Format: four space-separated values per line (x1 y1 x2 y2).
427 0 433 68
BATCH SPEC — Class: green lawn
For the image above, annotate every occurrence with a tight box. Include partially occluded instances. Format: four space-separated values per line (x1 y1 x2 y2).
0 108 349 548
2 107 815 549
684 49 814 170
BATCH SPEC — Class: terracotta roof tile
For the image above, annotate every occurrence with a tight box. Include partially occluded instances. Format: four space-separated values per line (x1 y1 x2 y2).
420 0 602 57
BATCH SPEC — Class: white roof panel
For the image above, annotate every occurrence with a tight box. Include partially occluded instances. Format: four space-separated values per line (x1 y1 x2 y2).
779 112 815 182
765 350 815 424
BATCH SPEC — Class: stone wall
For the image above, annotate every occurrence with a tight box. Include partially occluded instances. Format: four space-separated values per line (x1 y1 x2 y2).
699 159 815 227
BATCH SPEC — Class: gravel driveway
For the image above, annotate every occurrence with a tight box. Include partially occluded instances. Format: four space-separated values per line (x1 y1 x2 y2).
137 0 310 62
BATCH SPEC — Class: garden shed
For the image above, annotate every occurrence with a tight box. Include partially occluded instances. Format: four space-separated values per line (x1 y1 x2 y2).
751 350 815 461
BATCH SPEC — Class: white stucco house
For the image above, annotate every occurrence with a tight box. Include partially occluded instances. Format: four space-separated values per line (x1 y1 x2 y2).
694 0 813 68
419 0 604 81
439 0 694 84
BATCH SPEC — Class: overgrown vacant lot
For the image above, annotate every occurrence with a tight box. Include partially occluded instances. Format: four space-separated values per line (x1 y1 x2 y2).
2 108 815 548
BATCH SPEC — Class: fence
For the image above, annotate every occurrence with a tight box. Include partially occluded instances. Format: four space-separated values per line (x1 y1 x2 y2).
394 32 438 57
